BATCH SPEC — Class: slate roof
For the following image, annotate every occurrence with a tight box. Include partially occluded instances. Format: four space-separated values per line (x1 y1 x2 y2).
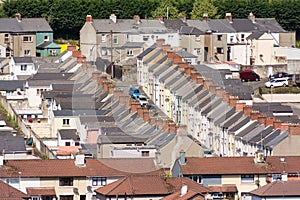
230 19 258 32
255 18 286 32
13 57 34 63
220 111 243 128
92 19 167 33
250 180 300 197
179 26 204 35
121 42 144 48
36 41 52 49
0 136 26 154
176 49 197 58
137 44 156 59
0 17 52 32
94 175 210 196
30 73 73 80
180 156 300 175
235 121 259 139
265 130 289 148
246 31 265 40
58 129 79 140
0 80 25 91
228 116 250 133
52 83 74 92
0 181 28 199
186 20 211 32
207 19 236 33
163 19 187 31
53 110 107 117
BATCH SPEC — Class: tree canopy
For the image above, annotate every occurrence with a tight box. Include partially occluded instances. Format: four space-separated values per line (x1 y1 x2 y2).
0 0 299 40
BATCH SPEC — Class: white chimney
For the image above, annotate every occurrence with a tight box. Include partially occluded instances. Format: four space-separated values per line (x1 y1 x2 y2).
75 154 85 167
180 185 188 196
0 155 4 166
110 14 117 23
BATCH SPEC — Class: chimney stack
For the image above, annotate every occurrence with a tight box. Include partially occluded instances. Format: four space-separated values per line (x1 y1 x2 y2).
250 110 261 121
235 102 246 111
86 15 93 22
155 39 165 48
273 120 282 130
203 13 209 21
225 13 233 23
133 15 140 24
110 14 117 23
243 105 253 117
289 124 300 135
229 96 239 107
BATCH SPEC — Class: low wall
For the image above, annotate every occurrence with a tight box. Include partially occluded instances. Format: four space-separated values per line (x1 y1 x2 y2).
262 94 300 103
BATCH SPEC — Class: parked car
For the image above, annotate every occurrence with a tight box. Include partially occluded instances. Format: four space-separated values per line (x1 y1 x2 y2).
239 70 260 82
129 87 141 99
265 78 288 88
137 95 148 107
270 72 292 80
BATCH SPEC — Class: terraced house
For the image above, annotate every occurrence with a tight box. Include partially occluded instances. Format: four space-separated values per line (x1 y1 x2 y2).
0 13 60 58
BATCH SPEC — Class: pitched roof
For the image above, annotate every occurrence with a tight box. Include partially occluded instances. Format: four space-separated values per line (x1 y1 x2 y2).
13 57 34 63
208 184 238 193
0 80 25 91
0 136 26 154
161 189 205 200
250 180 300 197
180 156 300 175
0 17 52 32
26 187 56 196
0 180 28 199
95 175 210 196
0 159 131 178
246 31 265 40
58 129 79 140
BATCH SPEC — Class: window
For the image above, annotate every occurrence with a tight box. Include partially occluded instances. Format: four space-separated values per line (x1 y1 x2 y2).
127 49 133 56
189 175 202 184
59 177 73 186
241 34 245 42
60 195 73 200
4 34 9 43
101 34 106 42
113 36 118 44
24 50 30 56
143 36 149 41
63 119 70 125
141 151 149 157
241 174 254 183
21 65 27 71
194 48 201 55
216 48 224 54
195 35 200 41
44 35 49 41
50 49 56 55
75 142 80 146
31 196 40 200
65 142 70 146
217 35 222 41
23 36 33 42
92 177 107 186
230 36 234 43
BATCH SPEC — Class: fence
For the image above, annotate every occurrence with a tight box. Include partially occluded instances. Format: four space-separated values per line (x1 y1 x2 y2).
0 95 55 159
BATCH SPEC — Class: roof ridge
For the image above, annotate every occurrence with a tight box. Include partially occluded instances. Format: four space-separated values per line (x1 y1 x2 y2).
107 176 128 195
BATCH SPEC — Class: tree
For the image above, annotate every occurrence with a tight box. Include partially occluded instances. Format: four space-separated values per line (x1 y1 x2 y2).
190 0 219 19
151 0 180 19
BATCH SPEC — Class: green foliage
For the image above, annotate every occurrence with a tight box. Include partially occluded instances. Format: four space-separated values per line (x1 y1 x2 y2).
151 0 180 19
190 0 219 19
0 0 299 40
7 115 13 122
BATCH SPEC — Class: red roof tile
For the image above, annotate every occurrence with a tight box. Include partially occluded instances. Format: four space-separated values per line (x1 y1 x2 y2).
95 175 210 197
0 158 163 178
208 184 238 193
181 156 300 175
161 190 205 200
250 180 300 196
26 187 56 195
0 181 28 199
0 159 127 178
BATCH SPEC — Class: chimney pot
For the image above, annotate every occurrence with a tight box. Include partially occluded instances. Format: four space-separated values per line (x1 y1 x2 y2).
86 15 93 22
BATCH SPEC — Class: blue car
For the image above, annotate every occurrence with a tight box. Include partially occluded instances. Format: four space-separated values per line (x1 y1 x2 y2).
129 87 142 99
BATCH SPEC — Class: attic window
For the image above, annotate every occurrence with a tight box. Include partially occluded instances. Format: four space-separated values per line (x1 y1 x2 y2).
241 174 254 183
44 35 49 41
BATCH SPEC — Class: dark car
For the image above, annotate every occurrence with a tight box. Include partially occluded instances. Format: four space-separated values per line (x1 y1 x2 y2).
239 70 260 82
270 72 289 79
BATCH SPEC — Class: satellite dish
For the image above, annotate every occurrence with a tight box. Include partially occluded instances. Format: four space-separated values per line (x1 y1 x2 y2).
87 186 93 193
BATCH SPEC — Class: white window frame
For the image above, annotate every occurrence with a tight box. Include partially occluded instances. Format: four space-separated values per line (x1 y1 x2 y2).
143 36 149 41
127 49 133 56
24 50 30 56
241 174 254 183
101 34 106 42
23 36 33 42
113 36 118 44
20 65 27 71
63 119 70 126
194 48 201 55
92 177 107 186
44 35 49 41
195 35 200 41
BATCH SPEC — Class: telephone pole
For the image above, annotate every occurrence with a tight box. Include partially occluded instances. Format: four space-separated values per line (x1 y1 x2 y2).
110 30 113 79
